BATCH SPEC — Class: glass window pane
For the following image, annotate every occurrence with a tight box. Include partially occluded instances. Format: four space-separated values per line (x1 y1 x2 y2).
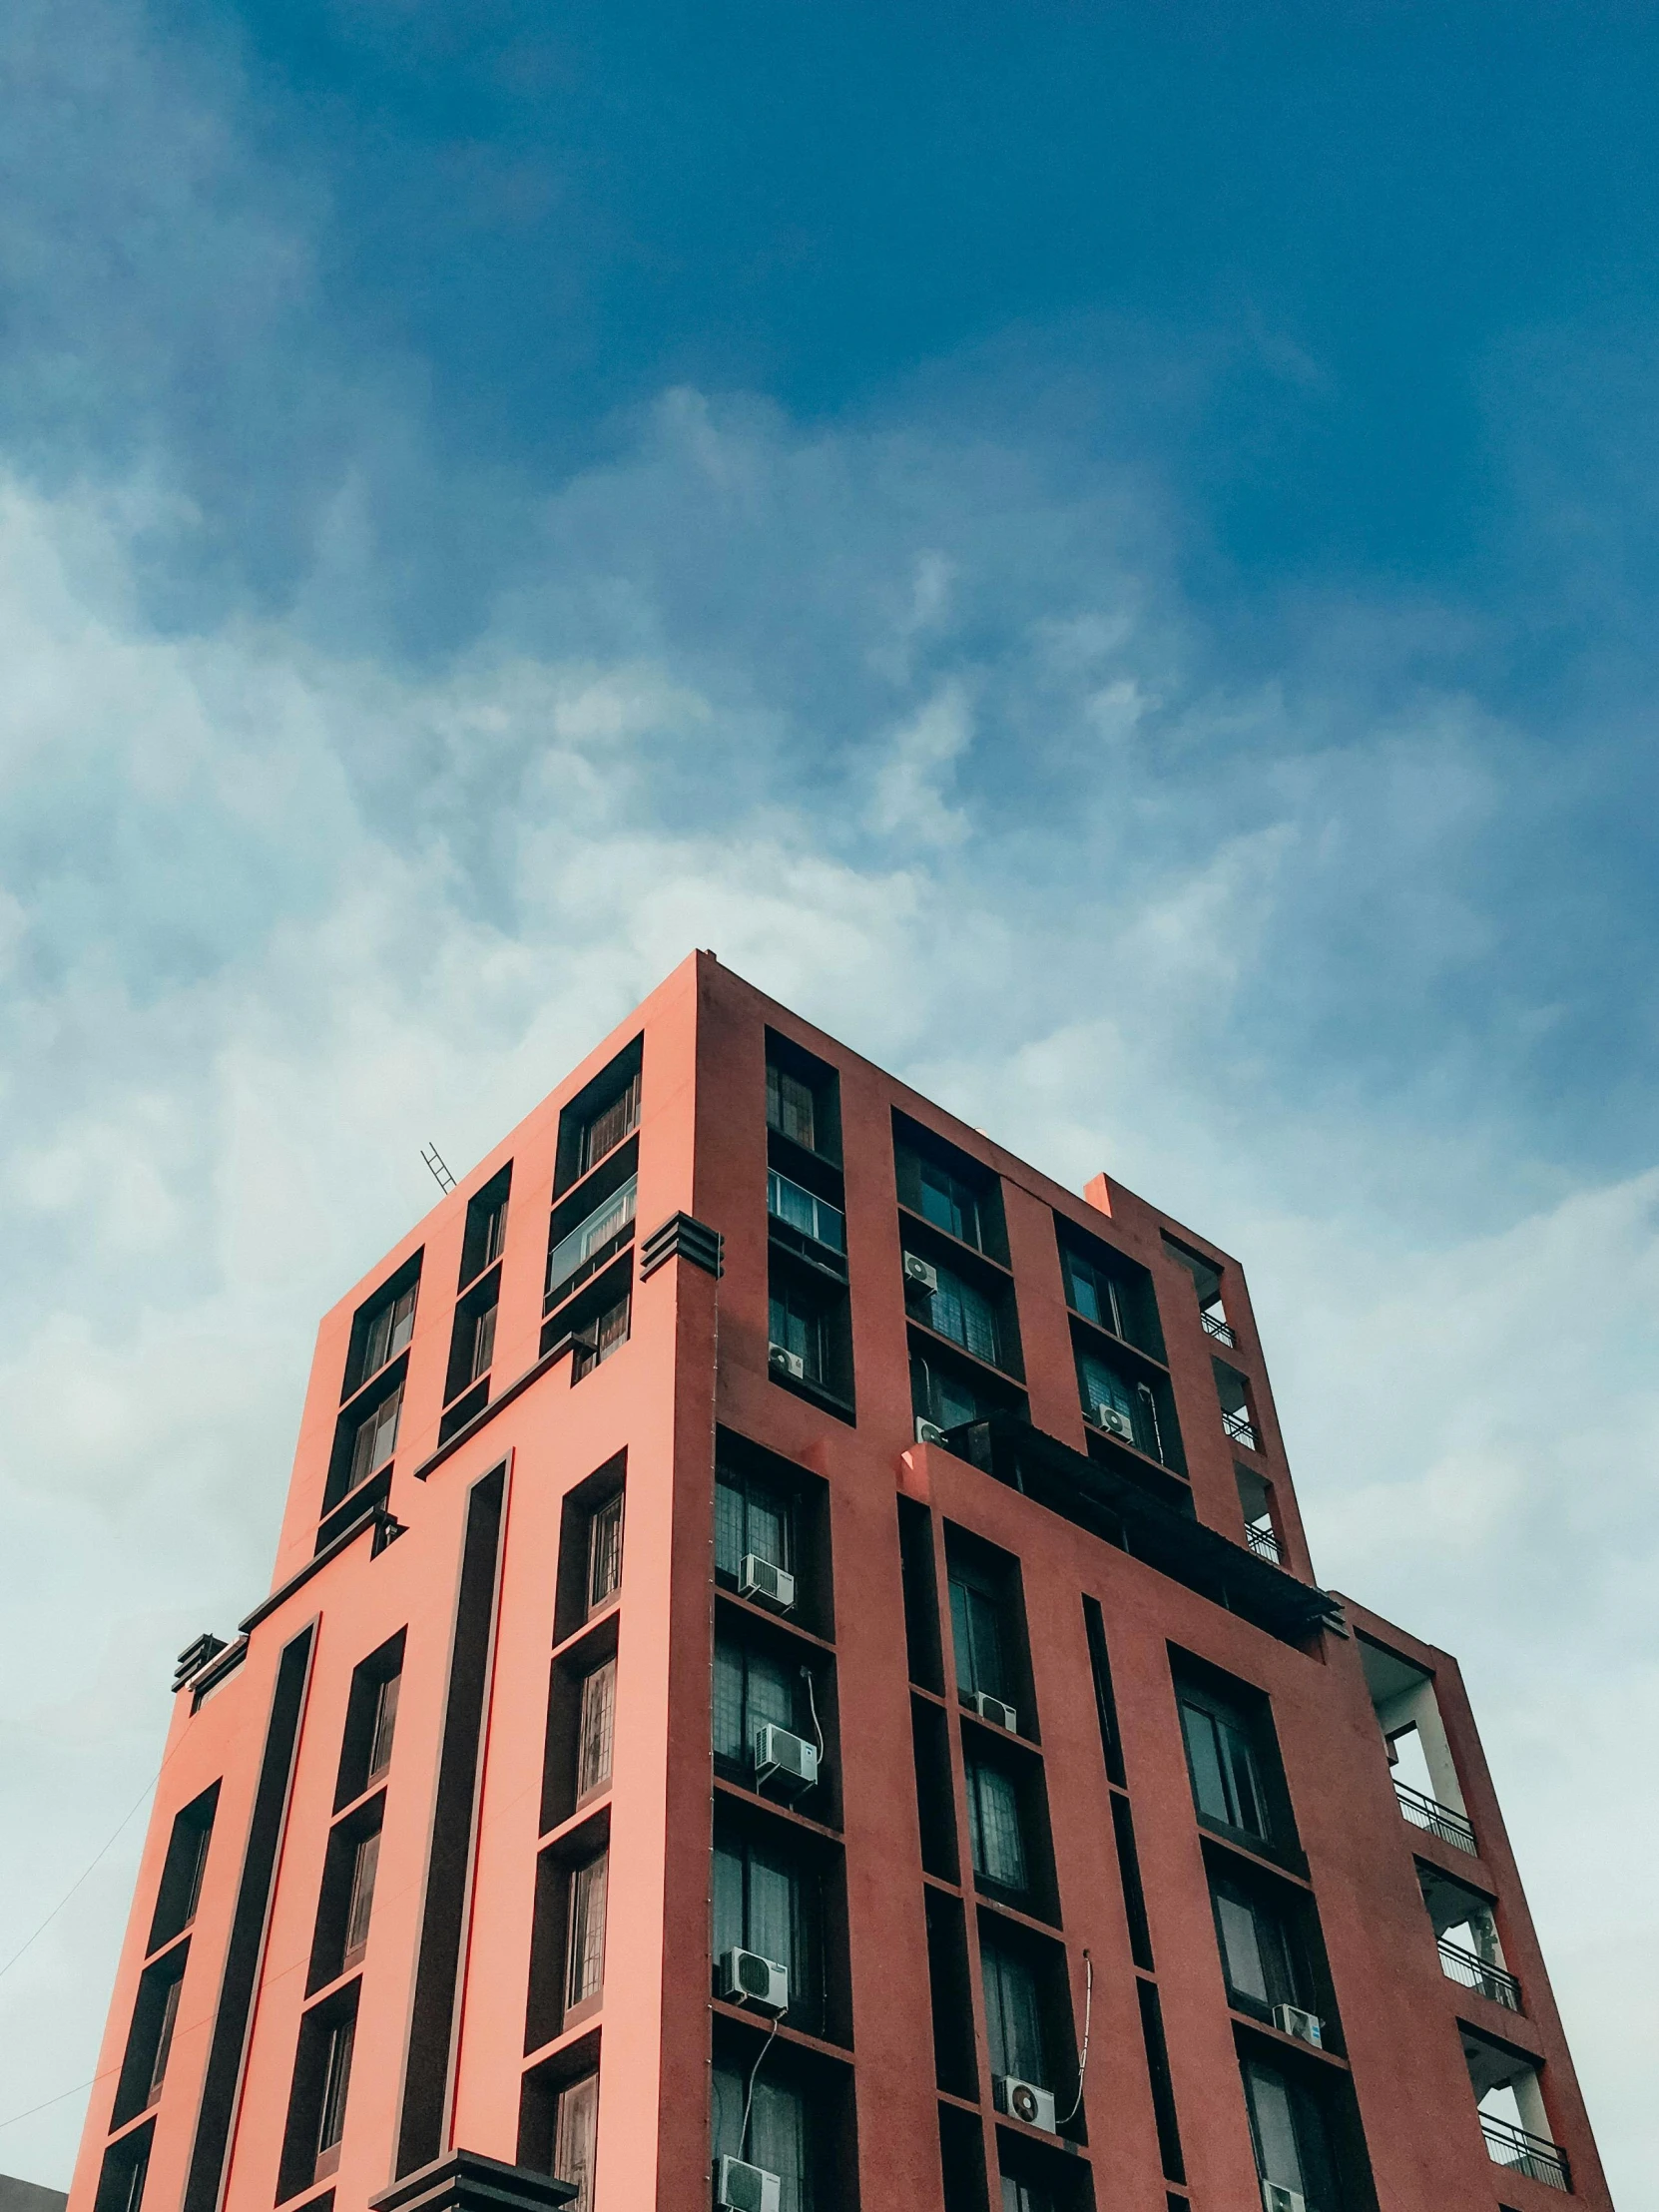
1245 2063 1304 2191
553 2074 598 2212
750 2076 808 2211
1181 1704 1231 1825
747 1852 797 1970
715 1479 747 1577
712 1843 745 1960
576 1659 616 1799
713 1641 746 1762
746 1648 795 1743
566 1854 608 2007
983 1941 1045 2084
968 1763 1027 1891
1216 1893 1269 2002
1220 1717 1267 1838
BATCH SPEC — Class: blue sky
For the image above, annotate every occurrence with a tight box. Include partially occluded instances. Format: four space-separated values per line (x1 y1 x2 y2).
2 0 1657 2195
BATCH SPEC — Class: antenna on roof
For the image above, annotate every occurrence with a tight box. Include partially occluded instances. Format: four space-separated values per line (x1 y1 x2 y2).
421 1143 457 1195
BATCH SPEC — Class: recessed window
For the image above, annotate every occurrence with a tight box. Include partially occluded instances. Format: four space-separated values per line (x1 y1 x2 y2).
587 1491 624 1614
148 1783 219 1953
712 2063 810 2210
965 1757 1027 1894
363 1283 416 1380
894 1112 1008 1261
1241 2057 1339 2209
574 1289 630 1380
713 1825 824 2032
716 1465 794 1583
340 1831 380 1968
459 1166 512 1290
334 1634 405 1810
565 1852 609 2012
767 1259 852 1410
767 1168 844 1255
314 2012 354 2177
766 1031 841 1163
1180 1697 1267 1839
554 1037 644 1195
112 1942 190 2125
980 1934 1048 2090
575 1658 616 1803
346 1384 401 1492
553 2073 599 2212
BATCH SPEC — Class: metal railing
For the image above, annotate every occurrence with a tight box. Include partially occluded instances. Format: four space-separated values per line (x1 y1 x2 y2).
1480 2113 1569 2191
1202 1309 1237 1346
1222 1407 1261 1451
1393 1779 1477 1855
1437 1937 1520 2011
1246 1522 1283 1563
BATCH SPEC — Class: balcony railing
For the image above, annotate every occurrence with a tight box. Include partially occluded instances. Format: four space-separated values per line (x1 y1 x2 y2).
1202 1309 1237 1346
1480 2113 1569 2192
1438 1937 1521 2011
1246 1522 1283 1563
1222 1407 1260 1451
1394 1779 1477 1855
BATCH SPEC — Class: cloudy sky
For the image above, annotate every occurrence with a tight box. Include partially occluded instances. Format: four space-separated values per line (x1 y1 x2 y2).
3 0 1658 2194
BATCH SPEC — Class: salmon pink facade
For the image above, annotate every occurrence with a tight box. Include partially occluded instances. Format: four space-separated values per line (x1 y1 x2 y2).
69 952 1610 2212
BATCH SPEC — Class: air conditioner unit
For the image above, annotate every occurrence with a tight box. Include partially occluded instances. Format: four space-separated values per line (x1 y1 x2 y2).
753 1722 820 1795
719 1946 789 2014
992 2075 1057 2134
768 1345 806 1381
914 1416 948 1445
1261 2184 1306 2212
903 1254 940 1296
739 1554 797 1613
1273 2003 1325 2047
717 2157 782 2212
1094 1402 1135 1443
971 1690 1018 1733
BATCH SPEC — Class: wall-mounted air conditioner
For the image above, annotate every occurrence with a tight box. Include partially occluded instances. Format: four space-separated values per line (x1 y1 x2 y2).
739 1554 796 1613
971 1690 1018 1733
753 1722 819 1796
992 2075 1057 2134
719 1946 789 2014
717 2156 782 2212
914 1416 947 1445
903 1254 940 1296
1273 2003 1324 2047
1261 2184 1306 2212
1094 1402 1135 1443
768 1345 806 1381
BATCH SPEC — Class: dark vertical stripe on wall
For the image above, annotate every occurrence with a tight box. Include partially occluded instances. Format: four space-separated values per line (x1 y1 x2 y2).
1136 1977 1186 2185
395 1461 508 2177
182 1625 316 2212
1110 1793 1156 1973
1081 1595 1126 1787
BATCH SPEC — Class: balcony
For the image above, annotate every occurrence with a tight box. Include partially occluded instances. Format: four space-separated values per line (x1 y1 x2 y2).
1480 2113 1569 2192
1201 1309 1237 1346
1245 1522 1282 1563
1438 1937 1520 2011
1394 1779 1477 1856
1222 1406 1261 1450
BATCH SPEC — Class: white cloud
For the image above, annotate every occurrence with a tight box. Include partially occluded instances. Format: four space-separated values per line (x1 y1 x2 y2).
0 413 1651 2208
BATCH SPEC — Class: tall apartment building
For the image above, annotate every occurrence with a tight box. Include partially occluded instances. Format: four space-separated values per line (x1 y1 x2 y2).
70 952 1611 2212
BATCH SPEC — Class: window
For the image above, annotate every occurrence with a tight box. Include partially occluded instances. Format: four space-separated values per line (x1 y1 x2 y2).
981 1936 1048 2088
363 1282 417 1380
912 1351 995 1433
949 1566 1012 1707
566 1853 609 2011
1211 1877 1307 2017
713 1832 821 2026
770 1278 830 1384
347 1382 401 1491
713 1636 803 1775
480 1196 507 1270
93 2123 152 2212
587 1491 624 1613
314 2013 355 2178
148 1783 219 1952
713 2065 810 2212
1077 1349 1146 1442
768 1169 844 1253
965 1758 1027 1894
578 1071 640 1179
917 1156 983 1248
334 1635 404 1809
716 1466 794 1583
1242 2058 1340 2210
367 1672 400 1782
462 1300 497 1388
548 1176 638 1300
575 1658 616 1802
917 1257 1002 1368
146 1972 183 2105
459 1167 512 1287
553 2074 599 2212
341 1831 379 1967
1001 2184 1059 2212
768 1063 820 1152
1180 1694 1269 1842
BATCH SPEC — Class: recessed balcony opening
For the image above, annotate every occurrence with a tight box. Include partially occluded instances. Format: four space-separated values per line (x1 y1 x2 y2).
1235 1465 1282 1564
1211 1360 1261 1453
1357 1636 1476 1856
1461 2028 1569 2192
1162 1235 1235 1346
1416 1865 1520 2012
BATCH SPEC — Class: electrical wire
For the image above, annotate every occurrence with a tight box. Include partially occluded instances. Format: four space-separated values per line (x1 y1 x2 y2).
0 2073 102 2133
738 2009 784 2162
800 1666 826 1765
0 1735 185 1986
1059 1949 1093 2126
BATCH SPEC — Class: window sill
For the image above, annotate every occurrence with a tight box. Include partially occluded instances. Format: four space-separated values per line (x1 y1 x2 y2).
1066 1304 1171 1376
1230 2007 1351 2069
765 1362 856 1425
713 1585 835 1653
973 1889 1064 1939
710 1997 852 2063
712 1775 841 1842
906 1316 1027 1391
1197 1822 1313 1888
767 1221 848 1281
